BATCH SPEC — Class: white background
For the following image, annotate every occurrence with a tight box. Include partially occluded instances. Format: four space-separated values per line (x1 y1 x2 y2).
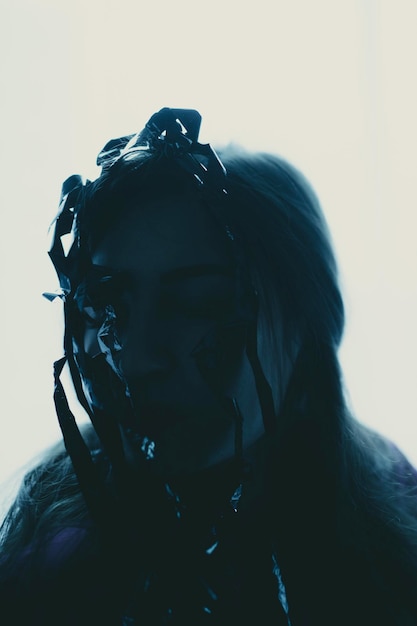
1 0 416 500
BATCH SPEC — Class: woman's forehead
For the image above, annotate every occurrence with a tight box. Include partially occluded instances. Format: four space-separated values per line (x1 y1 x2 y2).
91 193 232 272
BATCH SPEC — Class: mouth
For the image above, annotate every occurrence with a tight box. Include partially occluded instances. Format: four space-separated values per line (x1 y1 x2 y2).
122 401 238 478
133 405 189 439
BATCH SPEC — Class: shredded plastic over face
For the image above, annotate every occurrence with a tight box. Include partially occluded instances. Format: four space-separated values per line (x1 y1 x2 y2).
96 304 124 379
45 107 292 624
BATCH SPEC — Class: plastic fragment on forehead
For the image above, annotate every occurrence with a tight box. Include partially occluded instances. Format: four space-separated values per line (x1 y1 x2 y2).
96 134 136 169
148 107 202 143
96 107 228 197
96 108 200 170
48 108 230 301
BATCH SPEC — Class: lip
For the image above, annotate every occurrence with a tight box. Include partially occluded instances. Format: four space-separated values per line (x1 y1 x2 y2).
133 404 189 438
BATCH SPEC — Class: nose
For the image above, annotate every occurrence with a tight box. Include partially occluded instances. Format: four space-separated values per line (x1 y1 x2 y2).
120 306 173 379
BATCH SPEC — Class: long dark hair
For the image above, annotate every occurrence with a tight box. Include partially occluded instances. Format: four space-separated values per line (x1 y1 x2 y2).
2 145 417 625
207 149 417 622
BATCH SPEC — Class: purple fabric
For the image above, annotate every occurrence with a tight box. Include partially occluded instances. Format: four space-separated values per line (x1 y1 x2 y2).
42 526 89 569
10 526 90 574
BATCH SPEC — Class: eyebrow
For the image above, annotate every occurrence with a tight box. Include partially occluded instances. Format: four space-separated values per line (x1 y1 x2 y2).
161 263 234 284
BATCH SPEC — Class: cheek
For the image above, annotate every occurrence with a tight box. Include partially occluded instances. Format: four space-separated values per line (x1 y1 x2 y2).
119 314 221 380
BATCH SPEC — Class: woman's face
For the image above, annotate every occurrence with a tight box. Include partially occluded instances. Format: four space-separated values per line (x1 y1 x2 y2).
84 192 266 477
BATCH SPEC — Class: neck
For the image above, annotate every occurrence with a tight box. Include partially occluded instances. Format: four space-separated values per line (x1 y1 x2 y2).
165 434 269 529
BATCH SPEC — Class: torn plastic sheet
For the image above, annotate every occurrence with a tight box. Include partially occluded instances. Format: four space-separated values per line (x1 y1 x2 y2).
272 552 292 625
97 108 228 198
42 288 67 302
96 304 124 381
119 519 293 624
100 307 160 467
67 302 290 623
44 107 293 623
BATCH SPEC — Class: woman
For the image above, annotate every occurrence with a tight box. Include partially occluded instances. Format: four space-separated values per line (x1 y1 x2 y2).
1 107 416 625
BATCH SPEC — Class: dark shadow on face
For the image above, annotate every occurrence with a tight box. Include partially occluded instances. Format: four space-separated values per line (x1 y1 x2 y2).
84 192 266 477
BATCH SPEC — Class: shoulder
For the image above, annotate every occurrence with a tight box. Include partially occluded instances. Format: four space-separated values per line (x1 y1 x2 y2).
39 525 93 570
0 524 120 625
373 432 417 488
0 524 93 578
